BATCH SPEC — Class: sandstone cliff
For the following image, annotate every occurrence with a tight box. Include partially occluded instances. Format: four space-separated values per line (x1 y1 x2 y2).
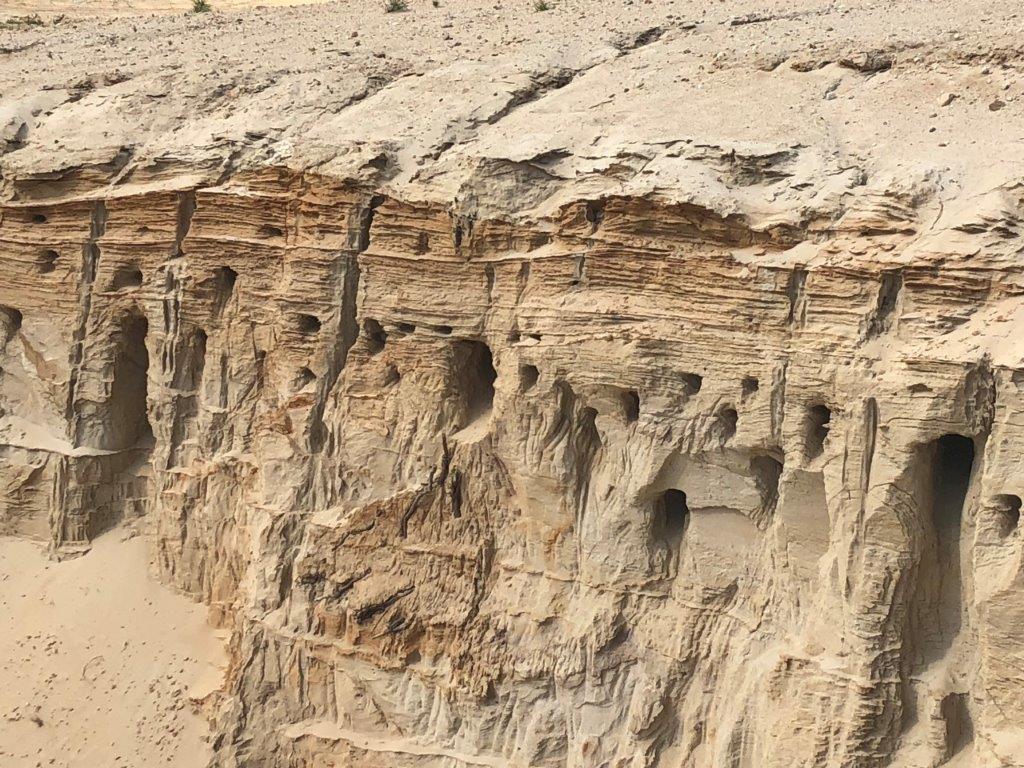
2 1 1024 766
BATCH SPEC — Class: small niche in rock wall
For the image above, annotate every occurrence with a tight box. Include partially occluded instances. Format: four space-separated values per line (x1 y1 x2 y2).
991 494 1022 538
257 224 284 238
717 407 738 442
751 454 784 519
683 372 703 395
108 311 152 450
433 324 453 336
212 266 238 317
296 313 322 335
939 692 973 758
741 376 759 398
519 364 539 392
30 212 47 224
295 367 317 390
396 322 416 334
363 319 387 354
623 390 640 423
37 249 59 274
805 404 831 460
111 266 144 290
0 306 23 346
661 489 690 542
918 434 974 654
383 364 401 387
865 269 903 338
454 340 496 421
215 266 238 297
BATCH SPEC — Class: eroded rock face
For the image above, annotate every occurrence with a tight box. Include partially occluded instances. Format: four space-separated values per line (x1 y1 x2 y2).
3 2 1024 766
2 166 1022 767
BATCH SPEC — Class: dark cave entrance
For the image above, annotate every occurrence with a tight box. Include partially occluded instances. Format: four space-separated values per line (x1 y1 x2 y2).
804 404 831 460
912 433 975 662
453 340 496 424
929 434 974 645
107 311 152 450
660 488 690 544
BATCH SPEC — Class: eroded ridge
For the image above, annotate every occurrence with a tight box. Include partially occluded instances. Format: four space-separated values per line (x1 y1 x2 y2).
1 157 1022 768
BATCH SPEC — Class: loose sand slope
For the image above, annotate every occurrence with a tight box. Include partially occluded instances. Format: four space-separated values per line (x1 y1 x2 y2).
0 532 225 768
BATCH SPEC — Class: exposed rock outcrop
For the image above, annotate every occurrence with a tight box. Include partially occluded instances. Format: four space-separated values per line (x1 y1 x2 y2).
2 1 1024 766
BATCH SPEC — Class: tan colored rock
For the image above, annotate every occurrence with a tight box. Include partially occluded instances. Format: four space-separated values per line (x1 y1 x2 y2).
2 1 1024 766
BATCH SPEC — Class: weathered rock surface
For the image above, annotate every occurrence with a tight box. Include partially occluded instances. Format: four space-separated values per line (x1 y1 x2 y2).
2 0 1024 765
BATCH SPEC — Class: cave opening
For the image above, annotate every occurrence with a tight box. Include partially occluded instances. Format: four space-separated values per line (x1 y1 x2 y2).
38 249 59 274
940 692 973 758
623 390 640 423
257 224 284 238
805 404 831 460
454 340 496 422
751 454 784 520
362 318 387 354
111 265 144 290
296 313 322 335
921 433 975 657
991 494 1022 538
295 366 317 390
213 266 238 315
682 372 703 395
661 489 689 542
0 305 23 346
716 406 738 443
519 363 539 392
108 311 152 450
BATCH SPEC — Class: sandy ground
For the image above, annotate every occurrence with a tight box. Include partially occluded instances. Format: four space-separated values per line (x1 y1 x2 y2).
1 0 323 16
0 531 225 768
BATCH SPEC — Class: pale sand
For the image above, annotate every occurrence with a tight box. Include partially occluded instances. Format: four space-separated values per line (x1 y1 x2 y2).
0 531 225 768
1 0 325 16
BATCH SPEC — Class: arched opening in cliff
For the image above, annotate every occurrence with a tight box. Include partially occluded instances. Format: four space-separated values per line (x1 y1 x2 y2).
714 406 738 444
362 318 387 354
295 313 322 335
804 404 831 460
519 364 539 392
453 340 496 425
932 434 973 635
213 266 237 316
913 433 975 661
991 494 1021 538
111 265 144 291
38 249 59 274
107 310 152 450
0 305 23 347
751 454 784 522
622 390 640 423
661 488 689 543
940 692 974 758
295 366 317 391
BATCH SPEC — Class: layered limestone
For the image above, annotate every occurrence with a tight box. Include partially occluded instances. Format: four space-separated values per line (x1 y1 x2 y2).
2 1 1024 766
